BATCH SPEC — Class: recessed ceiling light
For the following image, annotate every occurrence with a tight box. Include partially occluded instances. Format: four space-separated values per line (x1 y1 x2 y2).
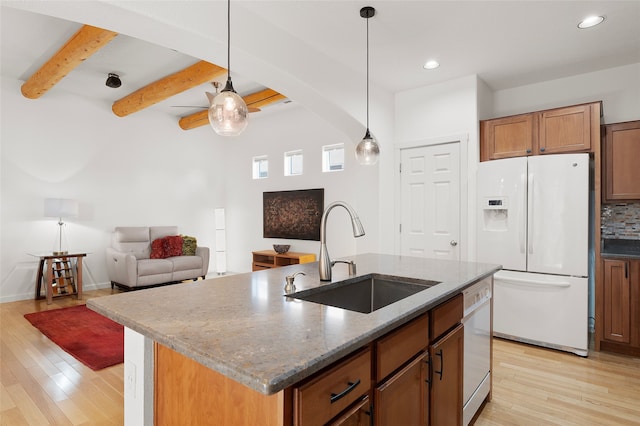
578 15 605 29
423 60 440 70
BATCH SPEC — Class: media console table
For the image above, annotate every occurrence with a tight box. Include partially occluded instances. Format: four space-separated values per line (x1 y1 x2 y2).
251 250 316 271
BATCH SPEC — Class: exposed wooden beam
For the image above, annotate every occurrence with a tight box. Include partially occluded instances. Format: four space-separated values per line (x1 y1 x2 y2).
21 25 118 99
178 88 287 131
178 110 210 131
244 88 286 109
112 61 226 117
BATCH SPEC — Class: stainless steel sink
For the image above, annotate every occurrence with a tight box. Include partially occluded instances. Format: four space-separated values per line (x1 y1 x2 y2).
287 274 439 313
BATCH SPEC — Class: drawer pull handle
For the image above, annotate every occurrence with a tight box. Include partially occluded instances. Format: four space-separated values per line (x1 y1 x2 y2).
330 379 361 404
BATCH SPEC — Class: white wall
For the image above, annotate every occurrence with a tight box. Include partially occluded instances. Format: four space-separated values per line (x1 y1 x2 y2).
222 104 380 274
491 63 640 123
392 75 481 260
0 76 226 302
0 75 381 302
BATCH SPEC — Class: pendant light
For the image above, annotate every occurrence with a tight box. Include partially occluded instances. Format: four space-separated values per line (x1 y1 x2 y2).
208 0 248 136
355 6 380 166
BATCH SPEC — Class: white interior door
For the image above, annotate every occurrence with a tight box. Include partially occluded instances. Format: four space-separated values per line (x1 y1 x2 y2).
400 142 460 259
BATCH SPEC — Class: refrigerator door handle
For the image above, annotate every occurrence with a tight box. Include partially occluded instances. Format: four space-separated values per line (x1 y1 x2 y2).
519 172 526 254
497 276 571 288
528 172 534 255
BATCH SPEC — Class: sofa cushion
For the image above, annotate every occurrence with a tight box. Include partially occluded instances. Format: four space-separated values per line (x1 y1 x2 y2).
182 235 197 256
137 258 173 277
150 238 165 259
113 227 151 259
150 226 179 242
170 255 203 272
164 235 184 257
115 227 150 243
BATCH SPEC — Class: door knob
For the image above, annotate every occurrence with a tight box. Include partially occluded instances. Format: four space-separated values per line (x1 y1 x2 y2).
450 240 458 246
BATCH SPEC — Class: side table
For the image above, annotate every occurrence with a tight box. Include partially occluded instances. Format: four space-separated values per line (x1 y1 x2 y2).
31 253 87 304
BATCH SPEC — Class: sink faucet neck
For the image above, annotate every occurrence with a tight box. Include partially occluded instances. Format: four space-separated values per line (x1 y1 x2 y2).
319 201 365 281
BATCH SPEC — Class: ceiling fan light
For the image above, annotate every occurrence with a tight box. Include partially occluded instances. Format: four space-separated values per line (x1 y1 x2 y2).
356 129 380 166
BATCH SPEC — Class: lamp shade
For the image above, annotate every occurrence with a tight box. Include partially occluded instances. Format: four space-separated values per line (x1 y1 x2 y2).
44 198 78 218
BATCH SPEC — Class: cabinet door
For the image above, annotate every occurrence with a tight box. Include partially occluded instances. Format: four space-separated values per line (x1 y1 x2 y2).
538 104 592 154
328 395 371 426
375 352 428 426
603 259 630 343
480 114 534 161
603 121 640 202
430 324 463 426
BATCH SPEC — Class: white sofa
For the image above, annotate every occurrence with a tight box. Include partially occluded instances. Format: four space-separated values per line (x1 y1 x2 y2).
105 226 209 290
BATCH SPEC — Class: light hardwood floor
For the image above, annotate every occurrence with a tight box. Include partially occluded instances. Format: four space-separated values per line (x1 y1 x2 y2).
1 289 639 425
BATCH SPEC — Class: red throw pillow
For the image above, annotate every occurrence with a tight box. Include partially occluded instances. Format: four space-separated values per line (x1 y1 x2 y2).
163 235 184 257
150 238 165 259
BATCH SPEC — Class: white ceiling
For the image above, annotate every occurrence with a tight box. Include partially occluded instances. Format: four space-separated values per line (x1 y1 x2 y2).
1 1 639 129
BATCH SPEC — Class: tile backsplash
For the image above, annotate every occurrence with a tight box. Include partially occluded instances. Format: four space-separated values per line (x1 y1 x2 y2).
601 202 640 240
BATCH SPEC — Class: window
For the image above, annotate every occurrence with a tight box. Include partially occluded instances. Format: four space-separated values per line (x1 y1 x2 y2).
284 150 303 176
322 143 345 172
252 156 268 179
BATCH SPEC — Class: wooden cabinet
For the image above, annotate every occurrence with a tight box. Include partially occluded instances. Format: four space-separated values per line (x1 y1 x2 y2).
154 292 471 425
252 250 316 271
603 120 640 202
293 348 371 426
429 324 464 426
375 314 429 425
601 258 640 356
480 101 601 161
375 352 429 426
538 103 594 154
328 395 370 426
429 294 464 426
480 113 535 160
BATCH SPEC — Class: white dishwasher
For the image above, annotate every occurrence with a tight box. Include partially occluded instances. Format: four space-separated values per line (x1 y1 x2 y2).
462 278 492 425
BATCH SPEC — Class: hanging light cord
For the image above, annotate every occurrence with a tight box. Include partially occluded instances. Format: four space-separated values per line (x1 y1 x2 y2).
226 0 231 79
365 13 370 131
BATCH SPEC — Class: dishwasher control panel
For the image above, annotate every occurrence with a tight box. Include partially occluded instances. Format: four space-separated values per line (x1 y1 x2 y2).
463 278 492 317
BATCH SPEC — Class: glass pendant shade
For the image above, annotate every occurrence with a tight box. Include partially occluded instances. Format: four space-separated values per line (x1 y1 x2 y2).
208 78 249 136
356 129 380 166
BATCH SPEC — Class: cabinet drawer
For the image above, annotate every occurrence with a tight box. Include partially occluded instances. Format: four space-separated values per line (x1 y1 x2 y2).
294 347 371 426
430 294 463 341
376 314 429 381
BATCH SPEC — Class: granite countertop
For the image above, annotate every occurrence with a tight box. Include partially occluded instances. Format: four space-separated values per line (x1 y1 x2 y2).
88 253 500 395
601 239 640 259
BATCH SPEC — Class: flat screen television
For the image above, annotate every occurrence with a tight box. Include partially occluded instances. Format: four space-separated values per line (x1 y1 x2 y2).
263 188 324 241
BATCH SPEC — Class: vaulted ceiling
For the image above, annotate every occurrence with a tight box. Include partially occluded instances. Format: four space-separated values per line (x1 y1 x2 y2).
2 1 639 137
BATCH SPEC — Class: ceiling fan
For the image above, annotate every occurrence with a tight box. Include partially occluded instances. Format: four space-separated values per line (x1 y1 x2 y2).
171 82 261 112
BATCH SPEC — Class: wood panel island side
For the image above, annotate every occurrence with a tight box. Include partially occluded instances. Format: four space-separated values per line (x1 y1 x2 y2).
88 253 500 425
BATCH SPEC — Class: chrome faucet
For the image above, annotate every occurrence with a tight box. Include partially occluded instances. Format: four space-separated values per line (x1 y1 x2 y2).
319 201 365 281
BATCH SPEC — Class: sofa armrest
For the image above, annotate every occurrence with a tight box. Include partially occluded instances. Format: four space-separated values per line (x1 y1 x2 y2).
196 246 210 277
105 247 138 286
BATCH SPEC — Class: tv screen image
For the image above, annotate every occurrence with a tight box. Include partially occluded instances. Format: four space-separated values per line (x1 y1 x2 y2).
263 189 324 241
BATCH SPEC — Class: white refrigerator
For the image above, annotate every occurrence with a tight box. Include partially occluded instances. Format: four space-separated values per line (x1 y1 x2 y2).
477 153 589 356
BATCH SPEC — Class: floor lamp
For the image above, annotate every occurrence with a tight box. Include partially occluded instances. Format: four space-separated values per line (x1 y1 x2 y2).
44 198 78 255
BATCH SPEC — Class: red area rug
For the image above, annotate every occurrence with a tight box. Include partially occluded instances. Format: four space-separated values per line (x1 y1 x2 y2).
24 305 124 370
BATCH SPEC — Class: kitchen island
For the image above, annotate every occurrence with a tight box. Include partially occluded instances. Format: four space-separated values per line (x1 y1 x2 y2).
88 253 500 425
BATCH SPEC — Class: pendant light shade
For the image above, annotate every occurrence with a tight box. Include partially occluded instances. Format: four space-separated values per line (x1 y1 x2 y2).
208 0 248 136
356 129 380 166
355 6 380 166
